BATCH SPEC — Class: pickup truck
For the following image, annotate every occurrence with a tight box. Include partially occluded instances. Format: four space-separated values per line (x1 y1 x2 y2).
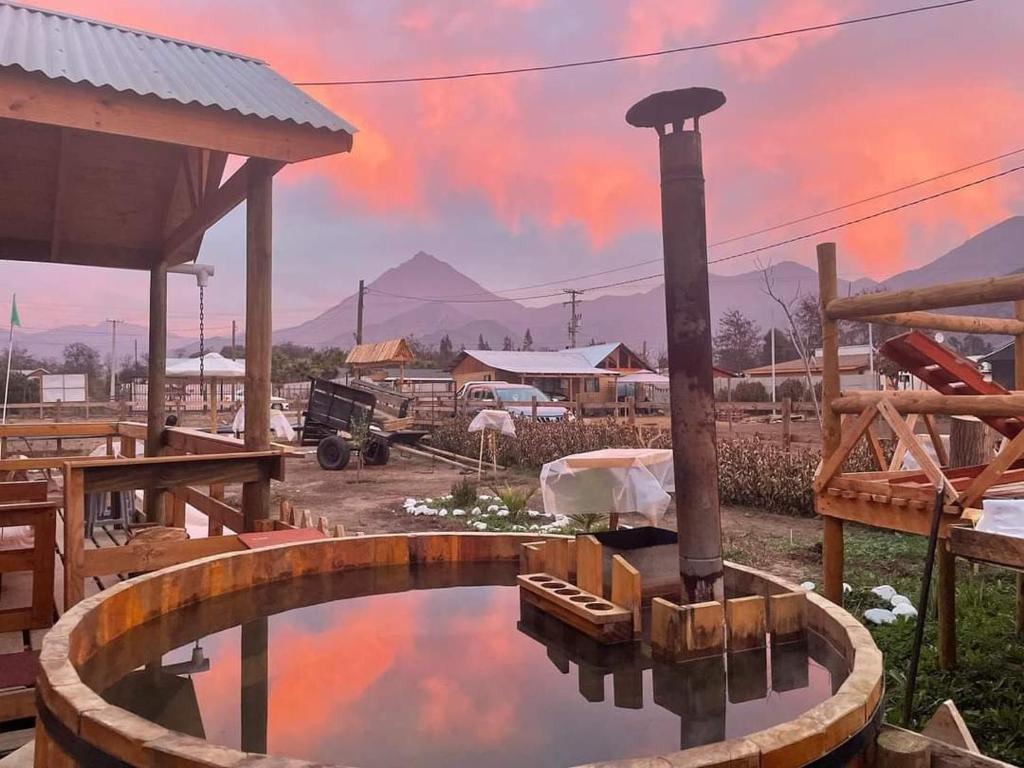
455 381 573 421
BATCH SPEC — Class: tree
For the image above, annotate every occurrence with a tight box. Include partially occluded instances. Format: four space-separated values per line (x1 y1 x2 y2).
521 329 534 351
759 328 798 366
713 309 761 373
760 264 821 421
62 342 101 376
949 334 993 357
438 334 454 365
777 378 806 402
477 334 491 351
733 380 768 402
220 344 245 359
502 336 514 351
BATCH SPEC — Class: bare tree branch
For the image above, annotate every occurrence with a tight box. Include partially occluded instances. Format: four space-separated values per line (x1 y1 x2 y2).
757 259 822 423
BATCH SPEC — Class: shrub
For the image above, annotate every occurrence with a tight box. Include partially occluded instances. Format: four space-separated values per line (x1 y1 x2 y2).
732 380 769 402
449 477 479 509
490 484 537 526
776 378 806 402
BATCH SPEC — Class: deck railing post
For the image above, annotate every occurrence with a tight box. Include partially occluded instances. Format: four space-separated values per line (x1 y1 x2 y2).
144 261 168 523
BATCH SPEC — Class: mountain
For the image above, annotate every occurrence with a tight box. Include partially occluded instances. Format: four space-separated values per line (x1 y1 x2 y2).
14 322 191 364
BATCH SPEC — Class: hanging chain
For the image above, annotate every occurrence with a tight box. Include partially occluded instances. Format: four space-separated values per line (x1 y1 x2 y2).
198 284 206 396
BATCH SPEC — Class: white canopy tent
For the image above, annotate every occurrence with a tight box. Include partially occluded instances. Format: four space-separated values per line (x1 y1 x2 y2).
166 353 245 433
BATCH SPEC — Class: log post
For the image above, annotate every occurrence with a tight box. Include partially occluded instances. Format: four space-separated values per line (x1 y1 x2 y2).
818 242 844 605
144 261 167 523
1015 300 1024 637
241 160 274 532
781 397 792 451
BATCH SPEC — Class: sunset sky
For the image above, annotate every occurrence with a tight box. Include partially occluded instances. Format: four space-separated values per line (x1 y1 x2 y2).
5 0 1024 338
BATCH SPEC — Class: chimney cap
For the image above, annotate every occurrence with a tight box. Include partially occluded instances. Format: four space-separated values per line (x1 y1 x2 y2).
626 87 725 129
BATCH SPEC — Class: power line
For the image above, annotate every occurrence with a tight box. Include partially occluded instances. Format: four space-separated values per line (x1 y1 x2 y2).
362 141 1024 301
366 161 1024 303
295 1 975 86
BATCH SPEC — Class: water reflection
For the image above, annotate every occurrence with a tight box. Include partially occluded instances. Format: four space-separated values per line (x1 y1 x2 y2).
88 564 848 767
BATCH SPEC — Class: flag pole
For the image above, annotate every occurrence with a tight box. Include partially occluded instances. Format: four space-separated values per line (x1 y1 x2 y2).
2 294 18 434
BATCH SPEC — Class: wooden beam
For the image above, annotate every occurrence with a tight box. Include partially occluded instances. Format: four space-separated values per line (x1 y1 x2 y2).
81 534 246 577
48 128 69 262
817 242 844 605
145 261 167 520
0 67 353 163
79 452 283 494
923 414 949 467
242 160 274 530
827 273 1024 319
0 236 160 269
833 391 1024 417
888 413 919 471
960 427 1024 508
813 404 879 493
858 311 1024 336
163 158 284 263
949 526 1024 570
877 399 955 502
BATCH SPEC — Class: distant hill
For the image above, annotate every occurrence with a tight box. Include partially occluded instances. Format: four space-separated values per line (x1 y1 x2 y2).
14 322 191 364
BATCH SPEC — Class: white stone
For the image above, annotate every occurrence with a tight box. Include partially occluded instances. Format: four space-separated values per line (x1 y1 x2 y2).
871 585 896 601
890 594 911 607
864 608 897 625
487 504 500 513
843 582 852 594
438 509 448 517
497 509 509 517
452 509 465 516
800 581 816 591
471 507 482 516
892 602 918 619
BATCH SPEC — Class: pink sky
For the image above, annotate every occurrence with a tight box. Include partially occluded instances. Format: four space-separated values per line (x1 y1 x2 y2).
4 0 1024 336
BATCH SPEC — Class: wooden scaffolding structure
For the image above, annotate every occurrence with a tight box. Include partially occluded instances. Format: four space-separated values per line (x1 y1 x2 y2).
814 242 1024 668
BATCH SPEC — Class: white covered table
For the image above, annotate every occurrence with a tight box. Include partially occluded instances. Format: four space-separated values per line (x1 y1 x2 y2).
232 407 296 442
540 448 674 526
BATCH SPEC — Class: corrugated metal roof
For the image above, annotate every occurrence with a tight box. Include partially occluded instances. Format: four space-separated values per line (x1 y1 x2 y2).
570 342 620 367
0 1 355 134
347 339 414 366
458 350 616 376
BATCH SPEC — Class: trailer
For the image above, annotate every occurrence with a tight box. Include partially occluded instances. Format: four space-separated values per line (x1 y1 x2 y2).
300 377 426 470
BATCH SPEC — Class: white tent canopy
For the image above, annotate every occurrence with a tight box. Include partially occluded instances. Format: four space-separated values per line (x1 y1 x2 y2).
617 371 669 385
166 353 245 379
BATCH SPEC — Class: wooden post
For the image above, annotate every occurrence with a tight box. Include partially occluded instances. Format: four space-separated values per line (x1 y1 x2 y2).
818 242 844 605
781 396 792 451
144 261 167 523
241 161 273 532
63 467 84 610
209 380 218 435
240 617 268 753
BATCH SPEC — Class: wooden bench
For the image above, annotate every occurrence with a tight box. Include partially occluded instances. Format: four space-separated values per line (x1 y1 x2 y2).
0 481 56 632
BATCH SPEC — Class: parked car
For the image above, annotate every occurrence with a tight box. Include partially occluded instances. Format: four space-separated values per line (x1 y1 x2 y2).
455 381 574 421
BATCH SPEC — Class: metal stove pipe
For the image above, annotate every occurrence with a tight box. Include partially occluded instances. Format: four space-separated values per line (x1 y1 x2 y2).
627 88 726 605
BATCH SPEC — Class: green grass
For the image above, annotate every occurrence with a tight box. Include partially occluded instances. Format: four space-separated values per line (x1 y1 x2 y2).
839 527 1024 764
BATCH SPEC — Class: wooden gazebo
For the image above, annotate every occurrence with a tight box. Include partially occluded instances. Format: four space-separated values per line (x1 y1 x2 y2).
0 1 354 528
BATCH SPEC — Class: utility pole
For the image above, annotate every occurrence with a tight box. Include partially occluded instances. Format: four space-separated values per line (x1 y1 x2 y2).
356 280 365 345
134 338 138 366
562 288 584 348
106 318 120 401
231 320 237 359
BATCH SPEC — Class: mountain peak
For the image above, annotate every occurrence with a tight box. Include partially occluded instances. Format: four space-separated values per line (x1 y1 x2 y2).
408 250 443 265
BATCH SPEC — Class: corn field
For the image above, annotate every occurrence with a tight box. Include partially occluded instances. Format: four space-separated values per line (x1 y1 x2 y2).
430 417 878 518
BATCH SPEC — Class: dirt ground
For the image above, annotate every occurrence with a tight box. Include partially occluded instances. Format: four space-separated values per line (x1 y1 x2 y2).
272 449 824 582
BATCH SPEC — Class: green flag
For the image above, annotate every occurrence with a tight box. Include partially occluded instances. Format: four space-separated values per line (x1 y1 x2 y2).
9 296 18 328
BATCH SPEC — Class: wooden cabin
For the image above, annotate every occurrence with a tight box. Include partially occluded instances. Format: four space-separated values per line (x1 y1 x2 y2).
449 342 649 406
347 338 415 383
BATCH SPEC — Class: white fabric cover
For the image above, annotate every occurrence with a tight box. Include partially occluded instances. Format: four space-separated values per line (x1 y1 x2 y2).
233 407 296 441
979 499 1024 539
468 409 516 437
166 353 245 379
540 448 673 525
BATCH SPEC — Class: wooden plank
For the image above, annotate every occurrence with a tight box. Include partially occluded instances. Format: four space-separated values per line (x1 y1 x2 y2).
866 424 888 470
878 400 955 501
0 422 118 439
960 427 1024 508
813 405 878 492
0 482 46 503
923 414 949 467
610 554 641 637
237 528 325 550
817 494 964 538
828 476 938 503
768 591 807 643
948 526 1024 569
181 486 243 534
888 413 920 472
79 452 283 494
163 427 246 455
726 595 766 651
81 535 246 577
923 700 979 754
575 535 602 596
880 724 1015 768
